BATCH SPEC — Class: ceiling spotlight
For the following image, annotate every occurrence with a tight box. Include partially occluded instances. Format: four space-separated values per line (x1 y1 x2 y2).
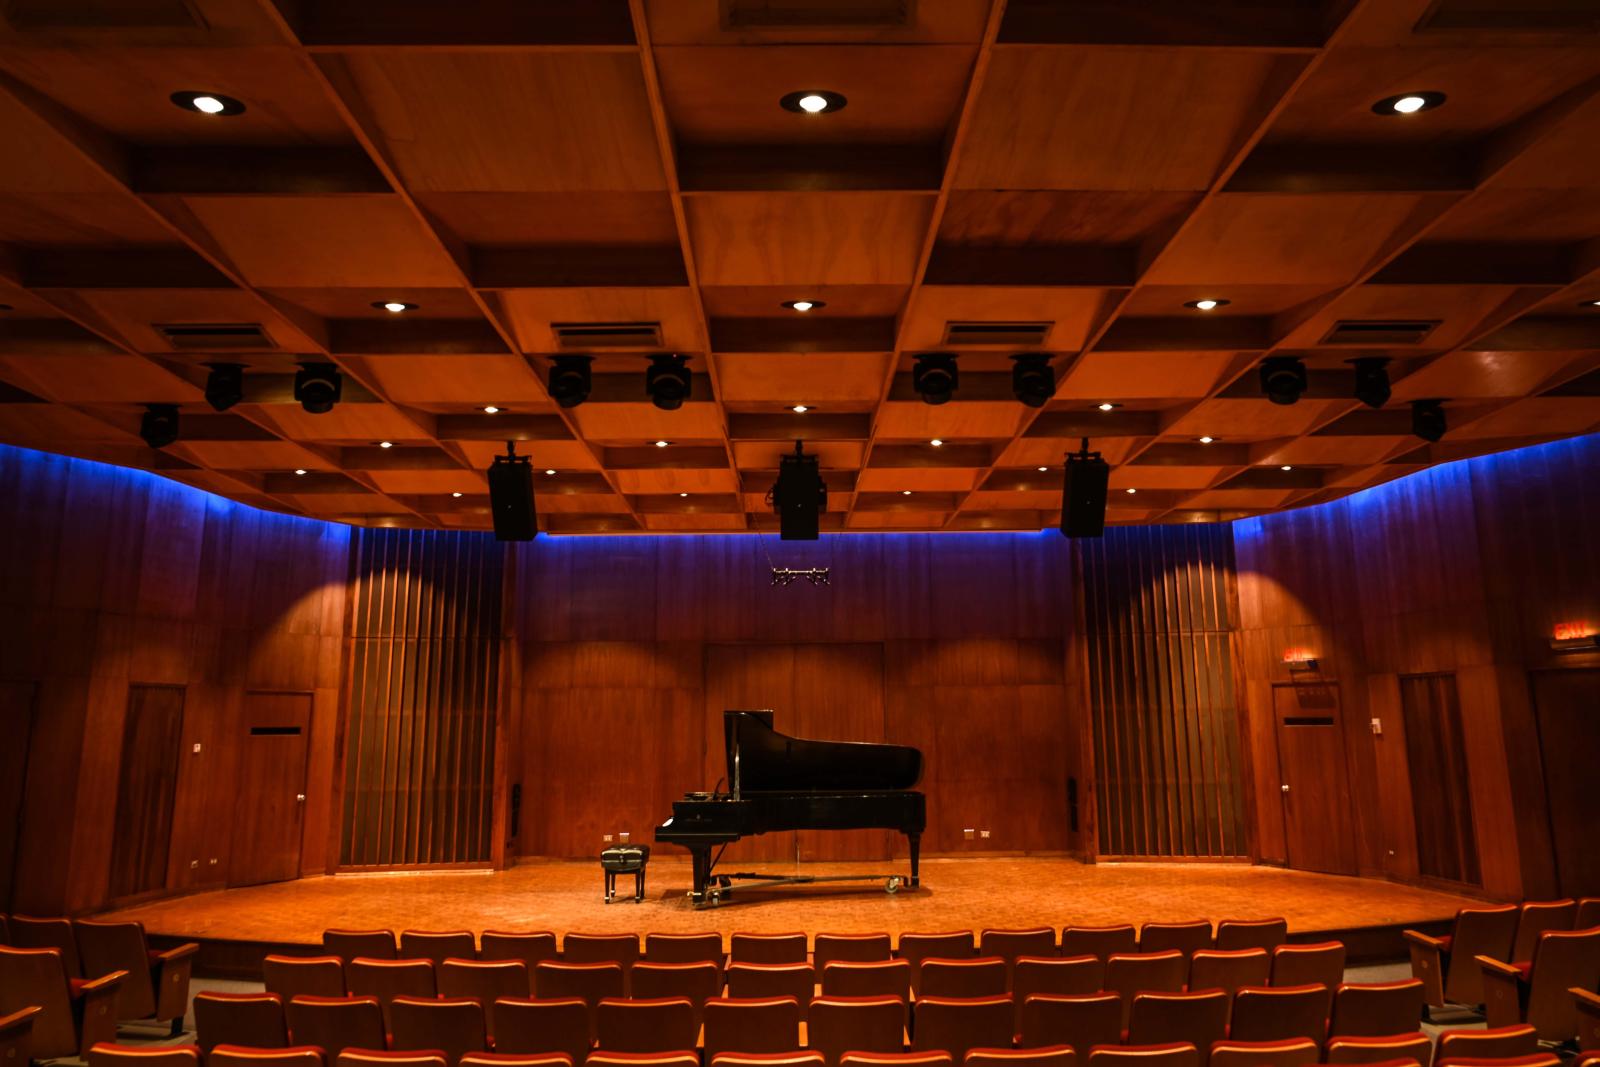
1412 398 1447 442
646 353 692 411
1097 402 1119 412
791 404 809 413
1373 91 1445 115
1260 356 1308 406
373 300 417 313
549 354 593 409
378 441 394 449
1351 356 1392 409
293 362 342 414
782 300 825 312
482 405 501 414
294 468 308 476
203 362 246 412
171 91 246 116
1011 353 1055 408
913 352 959 406
545 469 556 475
654 440 670 448
1199 436 1215 444
780 90 847 114
1184 299 1230 311
930 438 944 447
139 404 180 450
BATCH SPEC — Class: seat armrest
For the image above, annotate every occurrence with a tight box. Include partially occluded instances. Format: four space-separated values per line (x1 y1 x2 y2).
155 942 200 963
1572 987 1600 1011
76 972 127 1057
1476 956 1523 980
0 1005 43 1036
1403 930 1446 951
80 969 129 994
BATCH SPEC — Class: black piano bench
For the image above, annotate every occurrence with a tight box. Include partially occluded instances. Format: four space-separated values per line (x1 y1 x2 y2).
601 844 650 903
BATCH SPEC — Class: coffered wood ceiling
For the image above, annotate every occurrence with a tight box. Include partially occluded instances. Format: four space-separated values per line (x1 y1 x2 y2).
0 0 1597 533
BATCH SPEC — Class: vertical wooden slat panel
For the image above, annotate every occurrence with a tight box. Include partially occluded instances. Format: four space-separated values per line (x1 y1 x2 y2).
340 529 503 868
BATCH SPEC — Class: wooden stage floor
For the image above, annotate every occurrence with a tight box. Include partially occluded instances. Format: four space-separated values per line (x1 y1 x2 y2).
105 856 1480 955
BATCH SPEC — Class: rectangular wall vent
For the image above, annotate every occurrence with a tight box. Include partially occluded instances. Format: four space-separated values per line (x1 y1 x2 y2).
723 0 912 29
942 321 1053 347
1321 320 1439 345
551 321 663 349
156 323 271 349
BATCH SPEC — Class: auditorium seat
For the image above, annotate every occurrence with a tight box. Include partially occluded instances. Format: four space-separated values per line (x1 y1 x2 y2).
703 996 803 1059
588 1054 699 1067
265 955 347 1000
348 958 439 1025
76 919 197 1031
1269 941 1345 995
644 933 724 969
808 996 907 1067
1206 1039 1319 1067
912 997 1013 1061
1138 923 1212 959
0 915 9 944
0 944 124 1059
822 960 913 1002
389 996 489 1066
1212 921 1287 955
712 1053 826 1067
1084 1043 1199 1067
1328 981 1425 1037
325 931 399 963
1435 1026 1538 1062
732 933 809 965
336 1050 448 1067
533 961 626 1036
920 958 1009 999
563 934 640 972
210 1044 329 1067
8 916 82 976
1019 994 1121 1059
87 1042 202 1067
595 998 697 1053
1575 988 1600 1050
1478 926 1600 1042
899 934 977 993
816 934 893 973
1186 951 1269 1010
979 930 1058 987
1103 953 1187 1027
459 1053 572 1067
402 932 478 966
194 991 289 1053
966 1049 1074 1067
1013 957 1102 1031
1227 986 1328 1044
1404 905 1517 1011
1511 902 1577 963
1125 990 1227 1058
286 996 388 1060
1434 1056 1559 1067
0 1005 40 1067
1578 898 1600 930
491 998 592 1063
1323 1035 1433 1067
727 963 818 1018
840 1053 952 1067
630 961 723 1020
438 960 530 1035
1059 928 1137 966
481 933 559 971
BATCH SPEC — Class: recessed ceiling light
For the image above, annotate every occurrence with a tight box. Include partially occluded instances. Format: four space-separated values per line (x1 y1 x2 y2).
482 405 500 414
1125 488 1138 495
782 300 826 312
373 300 417 313
1038 466 1049 472
545 469 556 476
901 490 912 496
654 440 670 448
378 441 393 449
171 91 246 116
1199 436 1215 444
679 492 689 498
452 492 463 498
294 468 308 476
1184 298 1230 311
930 438 944 447
791 404 809 413
781 90 847 115
1280 465 1293 471
1097 402 1119 412
1372 91 1446 115
1583 299 1600 307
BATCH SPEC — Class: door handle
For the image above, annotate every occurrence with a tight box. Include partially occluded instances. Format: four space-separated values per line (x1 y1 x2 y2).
1280 784 1290 793
296 794 306 802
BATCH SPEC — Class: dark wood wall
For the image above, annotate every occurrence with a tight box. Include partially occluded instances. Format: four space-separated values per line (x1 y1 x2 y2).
0 445 348 914
340 529 504 868
506 532 1083 860
1076 525 1249 859
1235 434 1600 900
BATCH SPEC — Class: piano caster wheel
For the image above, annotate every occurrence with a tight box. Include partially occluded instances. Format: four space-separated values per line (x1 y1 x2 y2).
885 877 901 894
707 886 722 907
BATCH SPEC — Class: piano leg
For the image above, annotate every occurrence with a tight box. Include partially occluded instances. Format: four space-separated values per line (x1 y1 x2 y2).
908 832 921 888
689 845 712 902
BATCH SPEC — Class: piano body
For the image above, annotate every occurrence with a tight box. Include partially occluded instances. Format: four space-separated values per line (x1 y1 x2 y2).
655 711 926 904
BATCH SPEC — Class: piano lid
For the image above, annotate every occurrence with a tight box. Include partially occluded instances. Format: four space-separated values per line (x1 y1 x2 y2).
725 710 923 794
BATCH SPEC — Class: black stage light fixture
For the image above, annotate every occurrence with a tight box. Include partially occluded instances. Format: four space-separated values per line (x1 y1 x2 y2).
913 352 959 405
646 354 692 411
549 354 593 408
203 362 246 412
770 440 828 541
140 403 180 449
1412 398 1447 442
1260 356 1308 406
1351 356 1391 409
1011 353 1055 408
293 362 343 414
1059 437 1110 539
488 441 538 541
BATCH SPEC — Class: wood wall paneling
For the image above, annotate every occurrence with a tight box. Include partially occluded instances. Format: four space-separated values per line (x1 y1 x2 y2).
1398 673 1481 887
0 682 37 912
108 684 185 901
1529 668 1600 898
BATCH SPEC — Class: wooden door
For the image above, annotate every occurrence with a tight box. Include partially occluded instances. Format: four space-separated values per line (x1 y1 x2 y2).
109 685 186 899
1272 683 1357 875
1532 669 1600 898
228 692 312 887
0 682 37 910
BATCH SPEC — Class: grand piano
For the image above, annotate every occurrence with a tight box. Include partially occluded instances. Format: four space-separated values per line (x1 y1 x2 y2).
655 711 925 904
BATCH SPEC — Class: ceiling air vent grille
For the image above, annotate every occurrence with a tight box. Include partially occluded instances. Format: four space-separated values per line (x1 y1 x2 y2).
551 321 663 349
156 323 271 349
942 321 1052 347
724 0 912 29
1321 320 1439 345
